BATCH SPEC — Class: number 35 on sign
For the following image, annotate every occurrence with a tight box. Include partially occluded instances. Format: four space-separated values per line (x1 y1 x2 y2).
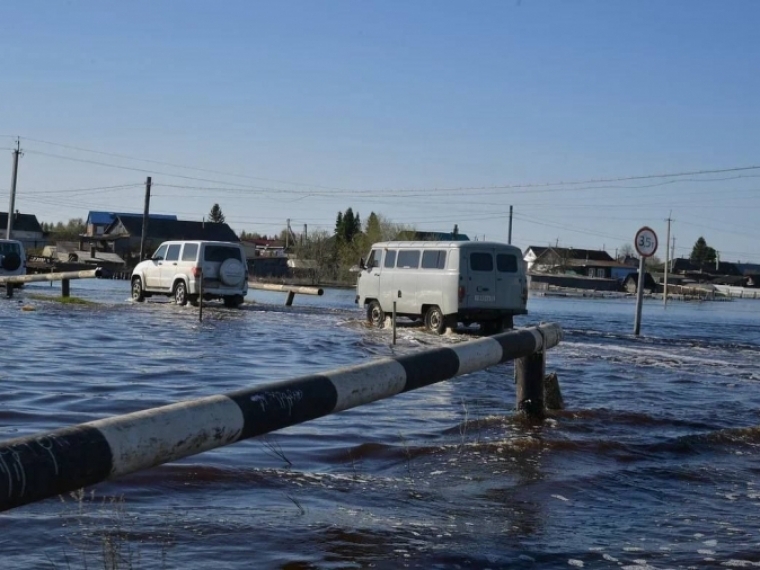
634 226 658 258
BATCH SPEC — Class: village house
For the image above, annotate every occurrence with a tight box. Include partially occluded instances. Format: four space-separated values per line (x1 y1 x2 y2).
100 215 239 261
0 211 45 249
85 211 177 237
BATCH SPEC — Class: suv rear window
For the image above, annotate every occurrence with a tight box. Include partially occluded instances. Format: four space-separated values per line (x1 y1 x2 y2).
204 245 242 262
0 242 21 255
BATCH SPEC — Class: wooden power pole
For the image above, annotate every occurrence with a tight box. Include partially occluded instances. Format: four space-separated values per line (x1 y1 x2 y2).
139 177 152 261
5 140 21 240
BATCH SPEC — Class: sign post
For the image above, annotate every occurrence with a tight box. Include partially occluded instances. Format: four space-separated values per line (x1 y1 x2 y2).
633 226 658 336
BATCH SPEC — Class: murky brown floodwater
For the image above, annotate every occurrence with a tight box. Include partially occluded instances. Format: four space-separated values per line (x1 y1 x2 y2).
1 280 759 569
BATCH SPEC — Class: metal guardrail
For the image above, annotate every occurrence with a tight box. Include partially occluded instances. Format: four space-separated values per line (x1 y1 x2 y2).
0 268 103 298
248 282 324 306
0 322 562 512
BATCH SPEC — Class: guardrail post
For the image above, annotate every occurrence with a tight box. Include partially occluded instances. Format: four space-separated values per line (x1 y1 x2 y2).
61 279 70 298
286 291 295 306
515 350 545 420
5 284 12 299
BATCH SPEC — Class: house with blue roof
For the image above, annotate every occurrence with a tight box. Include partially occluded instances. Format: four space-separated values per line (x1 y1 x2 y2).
86 211 178 237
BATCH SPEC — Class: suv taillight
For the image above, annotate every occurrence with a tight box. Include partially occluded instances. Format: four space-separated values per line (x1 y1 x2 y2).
458 285 465 302
192 267 202 278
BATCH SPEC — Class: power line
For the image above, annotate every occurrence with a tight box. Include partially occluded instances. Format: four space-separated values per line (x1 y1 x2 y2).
19 137 760 196
21 136 351 192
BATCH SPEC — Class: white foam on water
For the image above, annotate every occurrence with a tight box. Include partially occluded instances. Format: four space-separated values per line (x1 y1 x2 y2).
567 559 584 568
552 494 570 502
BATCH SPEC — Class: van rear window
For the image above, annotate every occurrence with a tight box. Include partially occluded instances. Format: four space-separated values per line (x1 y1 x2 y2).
497 253 518 273
204 245 242 262
470 252 493 272
397 250 420 269
421 250 446 269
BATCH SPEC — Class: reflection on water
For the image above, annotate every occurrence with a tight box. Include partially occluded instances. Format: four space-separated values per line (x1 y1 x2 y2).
1 281 760 568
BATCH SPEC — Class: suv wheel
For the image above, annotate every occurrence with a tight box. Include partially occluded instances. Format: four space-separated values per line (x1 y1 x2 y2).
223 295 243 308
131 277 145 302
174 281 188 306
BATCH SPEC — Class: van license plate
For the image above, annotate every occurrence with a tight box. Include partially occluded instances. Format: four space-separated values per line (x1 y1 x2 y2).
474 295 495 302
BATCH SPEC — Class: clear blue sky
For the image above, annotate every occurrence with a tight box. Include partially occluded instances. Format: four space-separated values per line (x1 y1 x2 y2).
1 1 759 261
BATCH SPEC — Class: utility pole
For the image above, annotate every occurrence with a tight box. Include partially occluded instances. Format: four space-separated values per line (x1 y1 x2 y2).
663 213 673 307
671 236 676 271
139 176 152 261
508 205 513 245
6 139 21 239
286 218 290 249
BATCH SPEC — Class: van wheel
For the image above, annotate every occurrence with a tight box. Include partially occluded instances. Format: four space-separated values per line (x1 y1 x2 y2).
174 281 188 306
425 305 446 334
367 300 385 328
131 277 145 302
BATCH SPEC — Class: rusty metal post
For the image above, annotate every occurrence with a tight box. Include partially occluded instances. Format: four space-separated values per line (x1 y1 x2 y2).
199 270 203 322
392 301 397 345
515 350 545 420
61 279 70 298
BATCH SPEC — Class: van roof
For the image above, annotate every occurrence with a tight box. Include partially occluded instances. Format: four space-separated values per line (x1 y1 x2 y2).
372 240 521 250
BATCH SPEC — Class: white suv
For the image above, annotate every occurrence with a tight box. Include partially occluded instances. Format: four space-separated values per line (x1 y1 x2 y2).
131 240 248 308
0 239 26 288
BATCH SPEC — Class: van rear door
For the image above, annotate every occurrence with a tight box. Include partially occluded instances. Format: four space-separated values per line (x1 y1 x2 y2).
495 250 524 310
464 248 497 308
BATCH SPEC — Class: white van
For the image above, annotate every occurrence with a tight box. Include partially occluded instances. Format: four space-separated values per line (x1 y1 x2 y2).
355 240 528 334
0 239 26 277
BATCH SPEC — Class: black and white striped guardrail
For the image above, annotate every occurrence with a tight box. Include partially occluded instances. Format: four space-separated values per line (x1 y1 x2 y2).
0 322 562 512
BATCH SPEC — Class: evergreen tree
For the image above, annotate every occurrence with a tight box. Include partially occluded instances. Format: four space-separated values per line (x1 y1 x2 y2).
690 236 717 264
365 212 382 244
209 203 225 223
335 211 344 238
342 208 355 241
453 224 459 238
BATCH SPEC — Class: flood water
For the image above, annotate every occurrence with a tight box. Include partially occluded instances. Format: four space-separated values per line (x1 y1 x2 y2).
1 280 759 569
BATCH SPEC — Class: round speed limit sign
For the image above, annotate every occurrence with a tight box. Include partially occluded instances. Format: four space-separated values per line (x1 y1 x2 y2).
635 226 658 258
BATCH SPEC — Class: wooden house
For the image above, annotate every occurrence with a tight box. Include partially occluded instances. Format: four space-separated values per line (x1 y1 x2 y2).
525 246 626 278
85 211 177 237
102 216 239 261
0 211 45 249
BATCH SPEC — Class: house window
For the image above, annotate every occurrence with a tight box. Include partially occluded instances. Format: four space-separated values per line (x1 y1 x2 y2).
421 250 446 269
384 250 397 268
470 252 493 272
597 268 605 278
397 250 420 269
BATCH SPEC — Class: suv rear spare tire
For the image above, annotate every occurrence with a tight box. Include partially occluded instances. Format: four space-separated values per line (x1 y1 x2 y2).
219 258 245 286
0 252 21 271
